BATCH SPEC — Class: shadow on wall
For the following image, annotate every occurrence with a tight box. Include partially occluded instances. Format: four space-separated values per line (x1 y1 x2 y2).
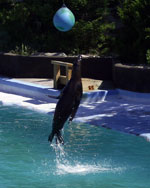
0 53 114 80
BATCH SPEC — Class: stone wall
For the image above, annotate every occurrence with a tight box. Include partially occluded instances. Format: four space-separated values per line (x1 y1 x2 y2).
113 63 150 93
0 53 114 80
1 53 150 93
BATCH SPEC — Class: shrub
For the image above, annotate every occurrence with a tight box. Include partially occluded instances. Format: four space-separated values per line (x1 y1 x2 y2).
116 0 150 64
0 0 115 56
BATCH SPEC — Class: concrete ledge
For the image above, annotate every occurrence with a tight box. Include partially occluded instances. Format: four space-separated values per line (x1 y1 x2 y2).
0 77 116 103
113 63 150 93
0 77 60 102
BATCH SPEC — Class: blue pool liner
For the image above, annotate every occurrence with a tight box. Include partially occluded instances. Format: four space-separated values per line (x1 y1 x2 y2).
0 77 60 102
0 77 150 141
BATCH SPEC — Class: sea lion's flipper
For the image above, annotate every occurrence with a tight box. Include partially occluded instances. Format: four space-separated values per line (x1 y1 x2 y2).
69 104 79 122
48 132 55 142
48 131 64 145
56 131 64 145
69 95 82 122
47 95 60 99
47 88 65 99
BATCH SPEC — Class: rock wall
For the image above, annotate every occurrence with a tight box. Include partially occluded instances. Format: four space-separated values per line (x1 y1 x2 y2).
0 53 114 80
1 53 150 93
113 63 150 92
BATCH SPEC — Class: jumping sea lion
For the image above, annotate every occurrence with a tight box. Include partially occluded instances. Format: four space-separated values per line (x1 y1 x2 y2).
48 55 83 144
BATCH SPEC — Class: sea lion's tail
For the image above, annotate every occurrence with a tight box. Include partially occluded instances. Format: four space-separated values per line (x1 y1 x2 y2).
48 131 64 145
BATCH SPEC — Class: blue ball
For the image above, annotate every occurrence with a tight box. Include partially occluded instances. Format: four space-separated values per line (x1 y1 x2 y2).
53 5 75 32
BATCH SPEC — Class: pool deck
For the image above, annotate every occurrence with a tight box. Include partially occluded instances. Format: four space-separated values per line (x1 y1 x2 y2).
14 78 115 91
0 77 150 142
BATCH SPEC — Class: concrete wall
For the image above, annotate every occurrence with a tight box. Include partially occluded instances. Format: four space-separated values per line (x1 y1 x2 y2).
0 53 114 80
2 53 150 93
113 63 150 93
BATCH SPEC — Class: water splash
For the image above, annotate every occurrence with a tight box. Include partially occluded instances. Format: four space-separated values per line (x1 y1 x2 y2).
56 163 113 175
51 143 124 175
82 90 108 104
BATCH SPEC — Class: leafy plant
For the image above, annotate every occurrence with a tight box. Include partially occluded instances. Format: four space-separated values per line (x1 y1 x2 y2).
10 43 36 55
0 0 115 56
146 49 150 64
116 0 150 64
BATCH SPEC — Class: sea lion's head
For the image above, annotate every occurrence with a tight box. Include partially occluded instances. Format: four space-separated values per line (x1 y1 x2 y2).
73 55 82 67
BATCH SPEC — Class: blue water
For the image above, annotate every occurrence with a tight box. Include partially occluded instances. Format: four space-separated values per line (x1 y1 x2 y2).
0 105 150 188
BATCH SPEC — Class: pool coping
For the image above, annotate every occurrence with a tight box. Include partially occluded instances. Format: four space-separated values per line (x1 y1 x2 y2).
0 76 150 142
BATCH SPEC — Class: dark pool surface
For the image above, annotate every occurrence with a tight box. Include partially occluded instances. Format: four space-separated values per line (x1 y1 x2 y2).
0 105 150 188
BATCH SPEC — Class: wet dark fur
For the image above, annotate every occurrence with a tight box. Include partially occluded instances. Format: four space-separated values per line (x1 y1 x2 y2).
48 55 83 144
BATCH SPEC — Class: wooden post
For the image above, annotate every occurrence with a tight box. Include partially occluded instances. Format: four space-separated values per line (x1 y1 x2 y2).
66 66 72 82
53 64 60 89
51 60 73 89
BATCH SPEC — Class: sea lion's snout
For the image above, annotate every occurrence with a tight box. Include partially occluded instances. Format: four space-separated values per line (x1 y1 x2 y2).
74 55 82 66
77 54 82 62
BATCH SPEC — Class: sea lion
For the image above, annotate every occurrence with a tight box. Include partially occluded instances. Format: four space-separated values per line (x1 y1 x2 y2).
48 55 83 144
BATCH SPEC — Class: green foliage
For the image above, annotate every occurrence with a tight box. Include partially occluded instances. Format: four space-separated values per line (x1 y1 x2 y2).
0 0 149 65
0 0 115 56
116 0 150 64
146 49 150 64
10 43 36 55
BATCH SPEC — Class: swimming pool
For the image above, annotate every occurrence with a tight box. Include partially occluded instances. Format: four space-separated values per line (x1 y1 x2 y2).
0 77 150 141
0 105 150 188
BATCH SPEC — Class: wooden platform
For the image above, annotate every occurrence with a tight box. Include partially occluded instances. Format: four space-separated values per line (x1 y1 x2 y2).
51 60 73 89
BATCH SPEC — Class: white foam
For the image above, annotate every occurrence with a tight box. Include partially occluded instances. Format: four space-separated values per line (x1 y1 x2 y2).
75 112 117 123
57 163 105 175
140 133 150 142
56 162 124 175
51 144 124 176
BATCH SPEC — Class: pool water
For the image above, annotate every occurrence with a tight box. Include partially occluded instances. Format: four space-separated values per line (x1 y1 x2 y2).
0 105 150 188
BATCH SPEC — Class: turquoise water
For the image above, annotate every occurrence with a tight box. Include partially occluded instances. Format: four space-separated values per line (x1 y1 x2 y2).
0 105 150 188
